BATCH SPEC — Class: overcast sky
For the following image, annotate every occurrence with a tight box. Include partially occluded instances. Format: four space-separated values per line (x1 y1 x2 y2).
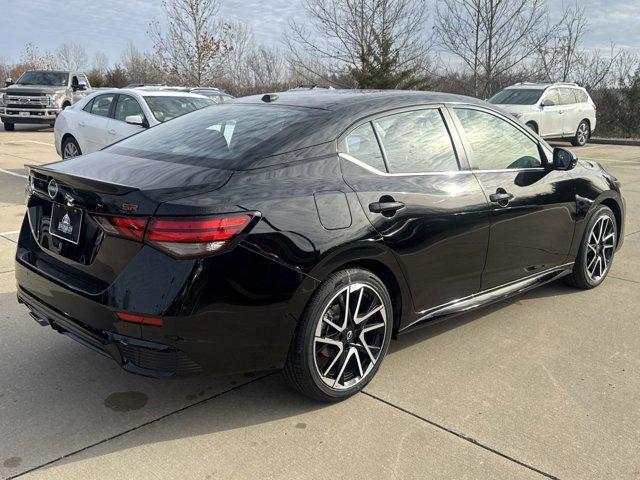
1 0 639 64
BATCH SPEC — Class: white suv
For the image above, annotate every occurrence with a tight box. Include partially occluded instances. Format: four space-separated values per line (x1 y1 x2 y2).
488 82 596 146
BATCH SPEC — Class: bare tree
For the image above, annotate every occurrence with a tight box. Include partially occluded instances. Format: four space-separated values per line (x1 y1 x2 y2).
11 43 57 79
122 42 164 84
573 44 624 90
435 0 554 97
149 0 232 86
55 43 88 71
286 0 432 89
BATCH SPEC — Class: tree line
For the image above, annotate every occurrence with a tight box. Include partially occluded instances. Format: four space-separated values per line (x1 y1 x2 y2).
1 0 639 138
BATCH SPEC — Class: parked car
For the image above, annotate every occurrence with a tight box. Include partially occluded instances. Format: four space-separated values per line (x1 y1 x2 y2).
0 70 91 131
188 87 234 104
488 82 597 146
17 90 624 401
54 88 215 158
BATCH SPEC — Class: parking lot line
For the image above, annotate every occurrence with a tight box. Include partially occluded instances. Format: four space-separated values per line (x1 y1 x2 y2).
0 168 27 179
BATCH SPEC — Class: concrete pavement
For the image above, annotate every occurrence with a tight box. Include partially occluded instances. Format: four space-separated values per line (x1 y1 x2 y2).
1 128 639 479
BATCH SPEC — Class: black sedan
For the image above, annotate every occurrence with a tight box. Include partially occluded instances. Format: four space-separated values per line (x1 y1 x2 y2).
16 90 624 401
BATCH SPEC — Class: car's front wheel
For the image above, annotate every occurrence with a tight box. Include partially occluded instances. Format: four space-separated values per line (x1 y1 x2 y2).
284 268 393 402
3 122 15 131
571 120 590 146
565 205 617 289
62 136 82 159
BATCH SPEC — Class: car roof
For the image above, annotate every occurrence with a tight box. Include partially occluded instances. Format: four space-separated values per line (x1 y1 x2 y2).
504 82 585 91
84 88 208 99
235 89 488 118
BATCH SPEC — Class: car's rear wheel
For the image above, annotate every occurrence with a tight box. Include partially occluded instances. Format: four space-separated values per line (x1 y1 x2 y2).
62 136 81 159
284 268 393 402
571 120 590 146
565 205 616 289
3 122 15 131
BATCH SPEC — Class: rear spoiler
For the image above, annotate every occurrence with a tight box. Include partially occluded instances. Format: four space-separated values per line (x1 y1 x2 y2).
27 164 139 196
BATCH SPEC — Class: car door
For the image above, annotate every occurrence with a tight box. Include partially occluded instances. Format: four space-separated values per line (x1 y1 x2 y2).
78 93 115 153
539 88 563 137
559 88 580 136
450 106 576 290
106 94 147 146
340 106 490 314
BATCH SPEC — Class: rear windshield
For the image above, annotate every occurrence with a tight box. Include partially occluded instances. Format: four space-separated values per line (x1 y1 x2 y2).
488 89 544 105
108 104 330 167
145 96 215 123
17 71 68 87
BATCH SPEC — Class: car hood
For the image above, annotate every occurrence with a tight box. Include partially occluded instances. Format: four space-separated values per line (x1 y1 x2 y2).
4 85 66 95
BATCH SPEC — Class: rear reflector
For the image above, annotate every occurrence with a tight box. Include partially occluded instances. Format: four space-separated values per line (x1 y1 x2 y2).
94 215 148 241
145 214 254 258
116 312 164 327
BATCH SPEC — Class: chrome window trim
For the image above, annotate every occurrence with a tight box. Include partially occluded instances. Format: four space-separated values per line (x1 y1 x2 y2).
340 153 547 177
339 153 472 177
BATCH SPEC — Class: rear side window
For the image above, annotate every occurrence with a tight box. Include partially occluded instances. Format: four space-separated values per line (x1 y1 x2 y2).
373 109 458 173
144 96 214 123
109 104 329 167
455 108 542 170
89 94 114 117
345 123 387 172
559 88 577 105
575 89 589 103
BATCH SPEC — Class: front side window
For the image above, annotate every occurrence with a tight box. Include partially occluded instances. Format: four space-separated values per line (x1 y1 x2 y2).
454 108 542 170
114 95 145 122
89 94 115 117
144 96 214 123
373 109 458 173
344 123 386 172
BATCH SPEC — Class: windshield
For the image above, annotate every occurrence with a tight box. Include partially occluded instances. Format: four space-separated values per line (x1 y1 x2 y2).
108 104 330 168
17 71 68 87
488 89 544 105
144 96 215 123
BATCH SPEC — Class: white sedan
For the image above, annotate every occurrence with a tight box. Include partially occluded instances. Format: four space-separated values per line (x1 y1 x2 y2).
54 89 215 158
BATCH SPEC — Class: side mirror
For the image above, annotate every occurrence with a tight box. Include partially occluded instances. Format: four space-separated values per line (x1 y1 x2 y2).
77 81 87 91
541 98 555 108
125 115 146 127
5 77 13 87
553 147 578 171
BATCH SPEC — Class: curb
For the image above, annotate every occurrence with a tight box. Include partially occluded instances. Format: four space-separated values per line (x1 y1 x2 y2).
590 138 640 146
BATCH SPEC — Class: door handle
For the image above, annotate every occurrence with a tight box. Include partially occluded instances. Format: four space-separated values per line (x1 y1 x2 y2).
369 201 405 215
78 121 86 127
108 129 116 135
489 190 514 207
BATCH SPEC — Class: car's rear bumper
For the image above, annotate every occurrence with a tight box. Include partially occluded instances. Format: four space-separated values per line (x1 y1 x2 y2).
17 285 202 377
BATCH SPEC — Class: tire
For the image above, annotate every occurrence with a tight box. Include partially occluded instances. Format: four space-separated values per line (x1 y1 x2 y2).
62 136 82 159
564 205 617 289
571 120 590 147
61 102 71 110
3 122 15 131
525 122 538 134
283 268 393 402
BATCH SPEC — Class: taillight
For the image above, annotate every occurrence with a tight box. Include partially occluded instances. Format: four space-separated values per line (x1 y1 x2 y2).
592 102 597 110
93 213 256 258
145 214 255 258
93 215 148 241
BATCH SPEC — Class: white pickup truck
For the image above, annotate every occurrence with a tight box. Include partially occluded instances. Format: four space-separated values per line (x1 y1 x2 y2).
0 70 92 131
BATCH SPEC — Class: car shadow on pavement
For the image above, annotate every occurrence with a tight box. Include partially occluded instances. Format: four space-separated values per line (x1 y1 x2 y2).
0 280 578 477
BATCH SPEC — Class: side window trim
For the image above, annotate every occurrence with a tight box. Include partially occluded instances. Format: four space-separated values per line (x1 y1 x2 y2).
339 105 468 175
447 105 548 172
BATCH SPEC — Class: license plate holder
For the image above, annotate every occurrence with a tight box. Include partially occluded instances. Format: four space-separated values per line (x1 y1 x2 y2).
19 111 30 117
49 203 83 245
